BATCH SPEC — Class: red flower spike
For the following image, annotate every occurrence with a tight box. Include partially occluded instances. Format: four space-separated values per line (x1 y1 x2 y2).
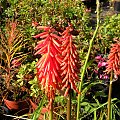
34 27 62 108
61 26 80 96
106 42 120 76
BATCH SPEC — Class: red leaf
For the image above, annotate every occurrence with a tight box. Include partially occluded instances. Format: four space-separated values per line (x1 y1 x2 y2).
29 99 37 110
4 99 18 110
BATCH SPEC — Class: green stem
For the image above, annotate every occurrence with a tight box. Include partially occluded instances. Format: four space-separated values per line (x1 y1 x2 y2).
49 100 53 120
107 72 113 120
76 0 100 120
94 110 97 120
67 89 71 120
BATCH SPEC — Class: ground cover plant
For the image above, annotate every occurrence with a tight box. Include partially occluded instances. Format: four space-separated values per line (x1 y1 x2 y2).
1 0 120 120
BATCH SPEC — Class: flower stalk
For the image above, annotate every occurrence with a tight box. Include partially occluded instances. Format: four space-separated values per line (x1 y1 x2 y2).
76 0 100 119
67 89 71 120
49 100 53 120
107 71 113 120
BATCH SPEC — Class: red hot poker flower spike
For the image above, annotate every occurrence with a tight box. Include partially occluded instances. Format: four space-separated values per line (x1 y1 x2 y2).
106 42 120 76
34 27 62 108
61 26 80 96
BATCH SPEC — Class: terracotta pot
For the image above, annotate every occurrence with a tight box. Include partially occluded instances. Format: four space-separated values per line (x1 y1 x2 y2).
3 99 48 120
4 99 30 116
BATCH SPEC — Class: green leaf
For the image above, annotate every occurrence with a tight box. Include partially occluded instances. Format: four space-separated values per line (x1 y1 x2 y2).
81 102 89 106
31 95 46 120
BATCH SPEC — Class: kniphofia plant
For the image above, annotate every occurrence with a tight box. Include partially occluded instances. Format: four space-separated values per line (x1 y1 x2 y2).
106 40 120 120
61 25 80 120
34 26 62 120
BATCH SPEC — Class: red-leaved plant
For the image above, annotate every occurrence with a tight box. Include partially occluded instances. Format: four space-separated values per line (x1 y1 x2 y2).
0 21 25 89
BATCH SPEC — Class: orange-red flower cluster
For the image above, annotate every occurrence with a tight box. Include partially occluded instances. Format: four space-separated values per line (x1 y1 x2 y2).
106 43 120 76
61 26 80 96
34 25 80 106
34 27 62 106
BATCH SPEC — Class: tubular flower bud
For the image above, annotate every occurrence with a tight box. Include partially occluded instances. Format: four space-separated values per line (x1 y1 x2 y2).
61 26 80 96
34 26 62 107
106 43 120 76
